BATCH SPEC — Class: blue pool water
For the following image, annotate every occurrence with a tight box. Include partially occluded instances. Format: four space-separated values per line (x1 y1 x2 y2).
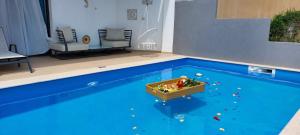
0 58 300 135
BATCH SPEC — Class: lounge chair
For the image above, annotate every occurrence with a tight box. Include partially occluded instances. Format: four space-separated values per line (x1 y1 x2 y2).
0 27 33 73
98 29 132 49
50 27 89 55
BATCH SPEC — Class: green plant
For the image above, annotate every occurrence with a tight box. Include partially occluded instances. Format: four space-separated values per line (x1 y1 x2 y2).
269 9 300 42
270 14 285 41
183 79 201 87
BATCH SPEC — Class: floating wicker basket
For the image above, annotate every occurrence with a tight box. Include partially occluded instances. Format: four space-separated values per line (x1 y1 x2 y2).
146 78 205 101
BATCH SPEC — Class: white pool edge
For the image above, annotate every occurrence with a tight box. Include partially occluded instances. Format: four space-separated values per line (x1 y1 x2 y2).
188 56 300 72
2 56 300 89
0 56 186 89
280 109 300 135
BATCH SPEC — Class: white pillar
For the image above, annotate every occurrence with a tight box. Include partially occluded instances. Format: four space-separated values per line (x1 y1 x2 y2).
162 0 175 53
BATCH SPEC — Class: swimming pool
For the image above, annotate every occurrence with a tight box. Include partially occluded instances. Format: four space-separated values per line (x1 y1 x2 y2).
0 58 299 135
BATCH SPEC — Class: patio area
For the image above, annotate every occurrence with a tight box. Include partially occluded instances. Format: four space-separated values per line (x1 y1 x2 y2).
0 51 180 82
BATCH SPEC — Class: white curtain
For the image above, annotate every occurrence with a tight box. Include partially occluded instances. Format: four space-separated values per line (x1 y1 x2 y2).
0 0 49 56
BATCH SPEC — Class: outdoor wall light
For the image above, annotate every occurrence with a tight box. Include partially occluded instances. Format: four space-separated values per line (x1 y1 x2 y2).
84 0 89 8
142 0 153 6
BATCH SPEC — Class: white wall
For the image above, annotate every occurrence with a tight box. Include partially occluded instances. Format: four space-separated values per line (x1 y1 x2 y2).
50 0 118 49
50 0 175 52
116 0 164 51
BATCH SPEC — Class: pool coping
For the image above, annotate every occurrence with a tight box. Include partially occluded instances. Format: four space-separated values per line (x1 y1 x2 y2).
0 55 299 134
0 55 186 89
280 109 300 135
1 55 300 89
188 56 300 73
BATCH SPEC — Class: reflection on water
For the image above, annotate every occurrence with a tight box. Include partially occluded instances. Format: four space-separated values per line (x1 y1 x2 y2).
154 96 206 118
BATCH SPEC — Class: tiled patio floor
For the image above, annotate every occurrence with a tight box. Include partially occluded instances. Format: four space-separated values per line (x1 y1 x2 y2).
0 51 181 82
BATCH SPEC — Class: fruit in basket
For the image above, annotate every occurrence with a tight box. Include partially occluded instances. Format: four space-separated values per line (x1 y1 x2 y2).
154 84 170 93
153 78 201 93
184 79 201 87
177 79 185 89
176 80 184 89
171 84 178 89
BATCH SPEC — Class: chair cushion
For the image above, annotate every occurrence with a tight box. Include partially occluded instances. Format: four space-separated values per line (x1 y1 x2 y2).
102 40 129 48
106 28 125 40
49 43 89 52
60 26 74 43
0 51 25 59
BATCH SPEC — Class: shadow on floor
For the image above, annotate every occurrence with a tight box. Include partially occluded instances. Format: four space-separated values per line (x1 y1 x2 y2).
52 49 131 60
